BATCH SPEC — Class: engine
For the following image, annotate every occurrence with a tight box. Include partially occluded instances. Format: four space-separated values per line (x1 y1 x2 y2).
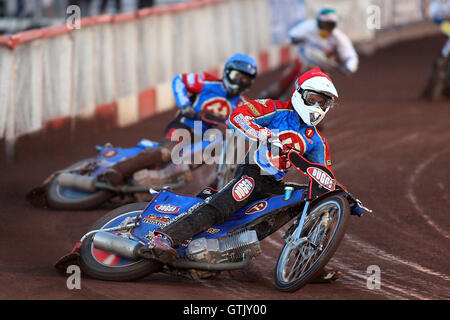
186 230 261 264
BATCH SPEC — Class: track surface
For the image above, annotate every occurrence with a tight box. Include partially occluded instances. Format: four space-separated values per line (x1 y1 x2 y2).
0 36 449 300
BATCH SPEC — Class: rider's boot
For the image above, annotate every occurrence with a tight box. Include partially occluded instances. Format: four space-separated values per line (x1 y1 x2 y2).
138 203 223 263
138 232 178 264
311 267 341 283
97 148 166 186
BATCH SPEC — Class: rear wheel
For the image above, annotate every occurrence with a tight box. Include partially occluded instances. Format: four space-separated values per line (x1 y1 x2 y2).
79 202 162 281
46 158 113 210
274 195 350 292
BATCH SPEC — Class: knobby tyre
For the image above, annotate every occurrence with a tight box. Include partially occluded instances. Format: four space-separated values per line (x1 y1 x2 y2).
274 195 350 292
46 158 113 210
79 202 162 281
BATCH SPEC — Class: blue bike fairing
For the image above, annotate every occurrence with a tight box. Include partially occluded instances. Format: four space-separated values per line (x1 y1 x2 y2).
88 188 305 267
130 189 305 256
93 139 158 175
56 139 159 199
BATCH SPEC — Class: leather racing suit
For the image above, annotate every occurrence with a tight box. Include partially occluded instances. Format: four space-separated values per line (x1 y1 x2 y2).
158 98 333 245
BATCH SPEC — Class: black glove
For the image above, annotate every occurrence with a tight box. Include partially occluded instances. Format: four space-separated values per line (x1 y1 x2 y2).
180 105 196 119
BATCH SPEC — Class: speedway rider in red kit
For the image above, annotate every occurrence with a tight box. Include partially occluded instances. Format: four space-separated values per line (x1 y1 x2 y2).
141 67 341 282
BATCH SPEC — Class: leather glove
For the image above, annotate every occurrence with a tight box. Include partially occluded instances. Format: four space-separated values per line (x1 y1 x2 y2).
180 105 196 119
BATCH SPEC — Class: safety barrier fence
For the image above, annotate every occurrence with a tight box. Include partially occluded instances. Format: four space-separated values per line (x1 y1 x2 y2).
0 0 296 156
0 0 437 158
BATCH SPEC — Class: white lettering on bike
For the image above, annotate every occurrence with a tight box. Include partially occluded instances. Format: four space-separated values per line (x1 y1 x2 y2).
307 167 335 191
155 204 181 213
142 215 171 227
232 176 255 201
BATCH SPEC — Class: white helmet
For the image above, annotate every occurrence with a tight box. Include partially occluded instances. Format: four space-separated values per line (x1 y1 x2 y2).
291 67 338 126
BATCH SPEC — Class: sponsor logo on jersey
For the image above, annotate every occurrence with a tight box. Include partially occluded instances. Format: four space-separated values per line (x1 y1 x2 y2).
232 176 255 201
202 97 231 119
245 201 268 214
269 130 306 169
307 167 335 191
305 128 315 138
246 102 261 116
103 150 117 158
155 204 181 213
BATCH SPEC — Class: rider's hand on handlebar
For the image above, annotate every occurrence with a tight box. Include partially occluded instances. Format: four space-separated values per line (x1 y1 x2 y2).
180 105 196 119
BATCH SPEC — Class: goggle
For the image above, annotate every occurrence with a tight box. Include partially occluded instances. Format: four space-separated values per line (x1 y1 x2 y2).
300 89 335 111
318 20 336 32
228 70 255 88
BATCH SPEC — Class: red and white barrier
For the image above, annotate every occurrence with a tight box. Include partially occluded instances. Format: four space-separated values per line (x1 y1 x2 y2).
0 0 320 156
0 0 293 149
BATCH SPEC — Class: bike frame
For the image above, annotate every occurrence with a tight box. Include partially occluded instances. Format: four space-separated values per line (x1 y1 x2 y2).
82 148 371 269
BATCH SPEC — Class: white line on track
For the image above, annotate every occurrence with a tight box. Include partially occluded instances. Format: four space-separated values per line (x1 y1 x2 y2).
332 132 420 171
331 259 413 300
405 147 450 239
345 234 450 282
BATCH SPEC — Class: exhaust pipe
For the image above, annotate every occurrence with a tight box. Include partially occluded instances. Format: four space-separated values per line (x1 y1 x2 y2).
92 231 143 260
57 173 97 192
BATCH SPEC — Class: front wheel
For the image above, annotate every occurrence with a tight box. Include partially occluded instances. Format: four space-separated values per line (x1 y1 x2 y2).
79 202 162 281
274 195 350 292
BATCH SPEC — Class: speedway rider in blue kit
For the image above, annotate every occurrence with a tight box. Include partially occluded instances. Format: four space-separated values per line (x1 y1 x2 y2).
143 67 341 282
99 53 258 186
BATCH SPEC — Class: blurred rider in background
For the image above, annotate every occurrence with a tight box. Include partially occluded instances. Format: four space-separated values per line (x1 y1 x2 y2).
422 0 450 99
261 8 358 100
98 53 258 186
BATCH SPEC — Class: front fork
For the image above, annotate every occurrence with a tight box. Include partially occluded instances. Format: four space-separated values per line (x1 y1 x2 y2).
284 200 311 249
283 200 331 250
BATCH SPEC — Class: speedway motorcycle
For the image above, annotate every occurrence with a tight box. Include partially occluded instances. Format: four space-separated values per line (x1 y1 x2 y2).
28 113 235 210
55 149 371 292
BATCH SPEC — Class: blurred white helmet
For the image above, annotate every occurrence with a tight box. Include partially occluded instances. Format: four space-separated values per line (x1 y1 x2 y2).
291 67 338 126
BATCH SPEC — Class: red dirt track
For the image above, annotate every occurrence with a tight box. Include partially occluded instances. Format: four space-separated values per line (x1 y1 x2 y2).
0 35 449 300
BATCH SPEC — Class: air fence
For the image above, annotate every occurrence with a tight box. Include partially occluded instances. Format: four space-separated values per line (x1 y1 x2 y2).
0 0 433 158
